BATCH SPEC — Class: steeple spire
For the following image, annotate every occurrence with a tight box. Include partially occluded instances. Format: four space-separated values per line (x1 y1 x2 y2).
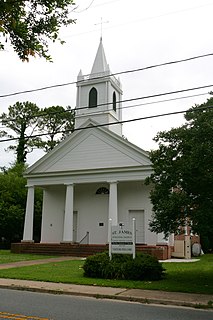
75 39 123 136
90 37 110 75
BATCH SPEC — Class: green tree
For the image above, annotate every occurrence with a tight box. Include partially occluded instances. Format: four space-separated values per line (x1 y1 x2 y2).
0 163 42 246
0 0 76 61
0 102 75 163
0 164 26 246
146 97 213 251
0 101 41 164
38 105 75 152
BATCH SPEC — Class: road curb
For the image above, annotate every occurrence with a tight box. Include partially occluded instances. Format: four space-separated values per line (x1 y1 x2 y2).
0 282 212 310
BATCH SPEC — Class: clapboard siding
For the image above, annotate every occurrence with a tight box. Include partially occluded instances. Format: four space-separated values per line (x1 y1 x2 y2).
29 126 151 174
44 136 141 172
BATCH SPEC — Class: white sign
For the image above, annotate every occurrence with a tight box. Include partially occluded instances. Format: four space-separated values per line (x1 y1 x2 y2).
109 219 136 258
111 226 133 254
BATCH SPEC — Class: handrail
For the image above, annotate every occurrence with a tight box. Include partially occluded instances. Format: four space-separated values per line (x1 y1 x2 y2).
79 231 89 244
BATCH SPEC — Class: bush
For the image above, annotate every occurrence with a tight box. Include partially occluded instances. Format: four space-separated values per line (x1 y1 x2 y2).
123 254 164 280
82 252 109 278
83 252 164 281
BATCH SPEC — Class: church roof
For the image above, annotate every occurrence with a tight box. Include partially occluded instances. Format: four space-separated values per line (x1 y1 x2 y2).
90 38 110 74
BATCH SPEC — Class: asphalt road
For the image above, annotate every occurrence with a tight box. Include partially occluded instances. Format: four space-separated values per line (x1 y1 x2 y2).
0 288 212 320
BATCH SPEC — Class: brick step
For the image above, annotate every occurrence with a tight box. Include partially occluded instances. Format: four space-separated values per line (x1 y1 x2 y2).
11 243 108 257
11 243 169 259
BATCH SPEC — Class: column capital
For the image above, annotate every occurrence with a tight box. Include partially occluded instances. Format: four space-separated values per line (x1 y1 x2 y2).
25 185 34 189
64 183 74 186
107 180 118 184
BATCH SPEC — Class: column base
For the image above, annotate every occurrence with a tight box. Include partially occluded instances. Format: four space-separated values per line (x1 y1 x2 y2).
21 240 34 243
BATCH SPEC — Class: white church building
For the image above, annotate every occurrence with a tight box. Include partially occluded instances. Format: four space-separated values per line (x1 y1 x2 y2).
13 39 173 259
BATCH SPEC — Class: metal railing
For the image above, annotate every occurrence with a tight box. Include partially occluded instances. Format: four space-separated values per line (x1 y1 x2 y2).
79 231 89 244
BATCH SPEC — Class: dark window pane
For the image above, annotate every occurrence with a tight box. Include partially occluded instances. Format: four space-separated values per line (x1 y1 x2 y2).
113 91 116 112
89 87 98 108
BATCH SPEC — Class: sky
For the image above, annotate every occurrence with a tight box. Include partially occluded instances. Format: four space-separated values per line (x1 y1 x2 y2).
1 0 213 167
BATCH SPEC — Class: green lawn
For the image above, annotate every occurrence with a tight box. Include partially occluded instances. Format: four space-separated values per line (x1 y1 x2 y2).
0 252 212 295
0 250 54 264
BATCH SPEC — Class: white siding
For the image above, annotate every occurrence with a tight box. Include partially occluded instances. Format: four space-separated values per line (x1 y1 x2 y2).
74 183 109 244
40 182 157 245
75 113 122 136
26 124 151 175
33 131 150 174
41 187 65 243
117 182 157 245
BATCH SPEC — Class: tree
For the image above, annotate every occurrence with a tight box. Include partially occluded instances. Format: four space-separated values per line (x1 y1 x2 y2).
37 105 75 152
0 163 43 246
0 0 76 61
0 164 26 246
0 102 75 163
146 97 213 251
0 101 41 163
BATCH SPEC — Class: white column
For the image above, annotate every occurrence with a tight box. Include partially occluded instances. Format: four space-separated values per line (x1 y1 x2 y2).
108 181 118 226
40 188 46 243
62 184 74 242
22 185 35 242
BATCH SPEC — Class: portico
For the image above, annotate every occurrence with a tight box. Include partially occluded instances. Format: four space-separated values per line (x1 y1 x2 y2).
22 175 152 245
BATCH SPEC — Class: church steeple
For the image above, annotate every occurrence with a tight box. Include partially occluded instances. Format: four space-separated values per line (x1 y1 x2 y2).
75 39 123 136
90 38 110 75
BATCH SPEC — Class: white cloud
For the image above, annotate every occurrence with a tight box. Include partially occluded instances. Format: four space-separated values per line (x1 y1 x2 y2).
1 0 213 166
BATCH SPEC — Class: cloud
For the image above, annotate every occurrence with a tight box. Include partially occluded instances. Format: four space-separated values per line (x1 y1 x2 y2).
0 0 213 166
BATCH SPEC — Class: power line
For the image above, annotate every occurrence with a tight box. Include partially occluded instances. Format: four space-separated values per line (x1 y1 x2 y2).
69 1 213 38
121 91 210 111
1 52 213 98
0 105 212 144
71 91 211 117
75 84 213 112
0 85 212 123
72 0 96 13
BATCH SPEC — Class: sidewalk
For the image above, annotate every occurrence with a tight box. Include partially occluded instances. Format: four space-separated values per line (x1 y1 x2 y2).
0 257 212 309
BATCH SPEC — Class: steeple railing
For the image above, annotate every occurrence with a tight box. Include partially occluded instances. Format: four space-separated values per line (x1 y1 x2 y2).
77 71 120 87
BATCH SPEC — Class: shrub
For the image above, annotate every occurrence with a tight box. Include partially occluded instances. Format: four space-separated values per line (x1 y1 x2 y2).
83 252 164 281
82 252 110 278
123 254 164 280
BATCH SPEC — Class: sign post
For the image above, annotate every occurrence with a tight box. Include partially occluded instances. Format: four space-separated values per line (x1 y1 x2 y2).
132 218 136 259
109 218 112 260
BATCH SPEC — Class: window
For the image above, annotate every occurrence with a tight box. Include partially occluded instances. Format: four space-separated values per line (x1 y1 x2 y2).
96 187 109 195
89 87 97 108
113 91 116 112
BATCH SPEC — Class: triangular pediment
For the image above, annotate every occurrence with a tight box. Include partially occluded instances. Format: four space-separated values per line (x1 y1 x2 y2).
26 123 151 175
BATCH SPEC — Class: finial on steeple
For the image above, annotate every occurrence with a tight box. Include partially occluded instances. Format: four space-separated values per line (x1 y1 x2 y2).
77 69 83 80
95 17 109 38
78 69 83 77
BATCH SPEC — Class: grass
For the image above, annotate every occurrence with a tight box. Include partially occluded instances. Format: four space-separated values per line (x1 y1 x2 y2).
0 251 212 295
0 250 54 264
